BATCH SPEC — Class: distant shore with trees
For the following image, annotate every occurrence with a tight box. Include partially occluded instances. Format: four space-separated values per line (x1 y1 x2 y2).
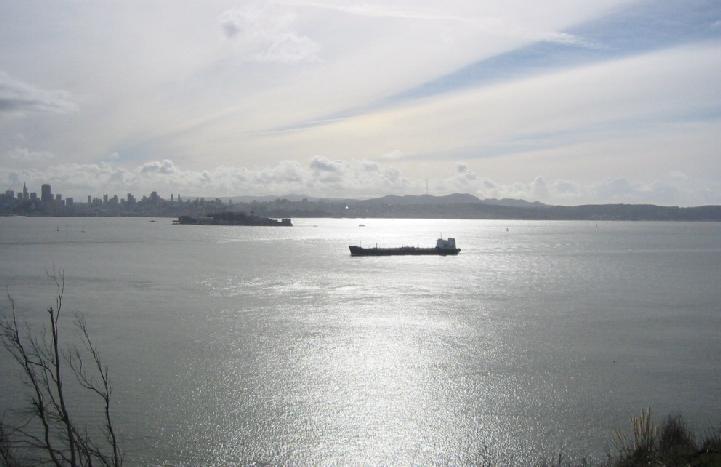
3 192 721 221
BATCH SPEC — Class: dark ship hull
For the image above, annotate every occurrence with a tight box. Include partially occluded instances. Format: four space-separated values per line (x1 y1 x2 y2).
349 245 460 256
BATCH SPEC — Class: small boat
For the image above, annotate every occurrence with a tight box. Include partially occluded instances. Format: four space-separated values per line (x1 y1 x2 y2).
349 237 460 256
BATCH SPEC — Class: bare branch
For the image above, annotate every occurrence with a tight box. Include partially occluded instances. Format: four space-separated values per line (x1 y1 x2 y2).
74 315 122 467
1 275 122 466
0 293 61 467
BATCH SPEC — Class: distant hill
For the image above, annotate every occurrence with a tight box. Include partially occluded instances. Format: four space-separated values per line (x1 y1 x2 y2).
368 193 481 205
5 191 721 220
361 193 550 208
224 193 544 207
225 194 311 203
224 194 353 203
231 194 721 221
480 198 546 208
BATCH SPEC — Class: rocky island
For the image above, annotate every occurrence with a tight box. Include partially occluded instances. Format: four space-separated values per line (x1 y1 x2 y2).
174 211 292 226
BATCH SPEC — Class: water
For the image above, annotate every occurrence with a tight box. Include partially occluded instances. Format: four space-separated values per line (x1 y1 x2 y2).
1 217 720 465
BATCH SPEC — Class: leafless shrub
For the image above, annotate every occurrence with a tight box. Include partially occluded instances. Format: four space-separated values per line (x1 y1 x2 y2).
0 271 122 467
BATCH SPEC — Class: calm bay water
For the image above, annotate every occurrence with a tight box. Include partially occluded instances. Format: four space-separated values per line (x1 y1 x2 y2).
1 217 720 465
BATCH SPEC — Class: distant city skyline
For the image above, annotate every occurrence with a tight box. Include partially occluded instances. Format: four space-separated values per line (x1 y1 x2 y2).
1 180 235 218
1 1 721 205
2 181 205 206
4 153 721 207
4 180 721 221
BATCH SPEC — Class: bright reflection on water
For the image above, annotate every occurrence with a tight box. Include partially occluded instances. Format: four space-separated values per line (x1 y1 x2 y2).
1 218 721 465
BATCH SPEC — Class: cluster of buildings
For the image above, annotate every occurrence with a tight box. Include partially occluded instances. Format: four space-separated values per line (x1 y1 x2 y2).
2 183 75 207
0 182 228 217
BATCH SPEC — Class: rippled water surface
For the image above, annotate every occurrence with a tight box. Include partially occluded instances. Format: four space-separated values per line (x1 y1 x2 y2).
1 217 720 465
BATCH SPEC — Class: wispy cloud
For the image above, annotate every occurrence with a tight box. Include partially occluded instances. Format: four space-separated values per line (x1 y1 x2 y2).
260 42 721 168
218 5 321 63
284 0 588 45
0 72 77 116
4 146 55 162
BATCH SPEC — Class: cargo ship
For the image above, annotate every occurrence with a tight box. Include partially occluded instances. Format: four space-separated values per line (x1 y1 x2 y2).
173 212 292 226
349 237 460 256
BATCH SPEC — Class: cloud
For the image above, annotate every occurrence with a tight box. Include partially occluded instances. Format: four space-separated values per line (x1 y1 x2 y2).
530 176 549 199
0 72 77 116
0 158 412 199
589 177 689 205
0 1 635 167
262 42 721 175
220 17 241 38
379 150 406 160
218 5 320 63
360 160 379 172
284 1 587 45
139 159 178 175
1 1 719 204
4 147 55 162
449 164 478 188
553 180 580 195
253 160 304 184
3 158 718 206
594 177 634 200
310 156 342 172
424 163 721 205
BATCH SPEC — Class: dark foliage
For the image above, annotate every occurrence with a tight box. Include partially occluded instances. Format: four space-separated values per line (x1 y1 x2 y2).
613 409 721 467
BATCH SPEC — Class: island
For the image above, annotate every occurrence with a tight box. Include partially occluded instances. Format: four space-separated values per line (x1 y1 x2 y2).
173 211 292 226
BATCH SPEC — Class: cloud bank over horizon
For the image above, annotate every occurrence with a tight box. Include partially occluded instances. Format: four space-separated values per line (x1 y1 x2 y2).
3 157 719 207
1 0 720 205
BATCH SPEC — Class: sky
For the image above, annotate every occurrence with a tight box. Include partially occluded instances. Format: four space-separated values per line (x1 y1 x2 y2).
1 0 720 204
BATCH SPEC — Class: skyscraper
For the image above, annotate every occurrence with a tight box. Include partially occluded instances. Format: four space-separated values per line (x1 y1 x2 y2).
41 184 52 203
